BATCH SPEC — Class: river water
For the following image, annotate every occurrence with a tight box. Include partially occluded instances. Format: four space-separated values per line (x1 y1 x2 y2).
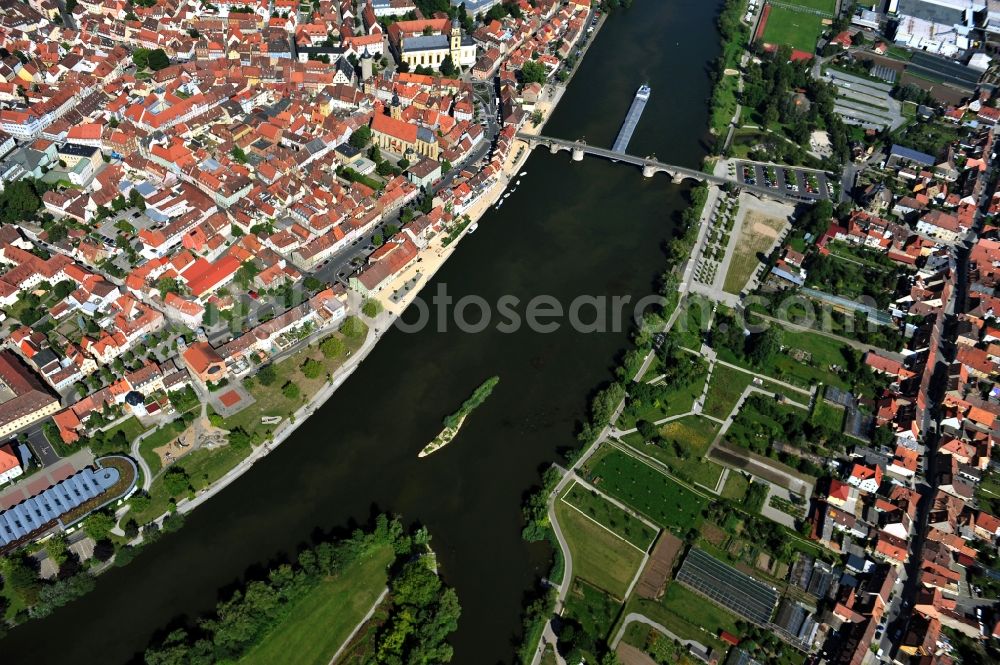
1 2 721 663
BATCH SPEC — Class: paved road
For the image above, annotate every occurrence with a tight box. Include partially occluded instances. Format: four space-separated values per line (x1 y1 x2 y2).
130 428 157 492
610 612 711 653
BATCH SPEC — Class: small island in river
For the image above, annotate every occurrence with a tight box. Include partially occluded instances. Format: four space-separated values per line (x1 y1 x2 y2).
419 376 500 458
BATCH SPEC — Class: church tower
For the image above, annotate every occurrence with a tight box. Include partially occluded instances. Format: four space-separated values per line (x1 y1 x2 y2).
449 18 462 64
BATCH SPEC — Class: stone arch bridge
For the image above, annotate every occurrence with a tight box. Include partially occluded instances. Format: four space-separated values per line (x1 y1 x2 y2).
516 133 824 204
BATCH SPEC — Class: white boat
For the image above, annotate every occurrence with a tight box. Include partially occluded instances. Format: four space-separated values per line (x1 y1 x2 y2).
520 171 528 176
467 222 479 234
503 193 511 199
495 200 503 209
515 180 521 186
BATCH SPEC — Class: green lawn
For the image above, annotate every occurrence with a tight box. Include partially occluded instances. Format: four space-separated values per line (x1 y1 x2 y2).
760 5 825 53
222 324 367 433
627 582 742 655
812 399 845 432
563 579 623 646
785 0 836 12
239 545 394 665
659 416 720 454
137 420 188 477
102 416 149 445
721 471 750 501
724 325 852 390
554 500 645 598
562 482 658 550
618 367 708 430
133 441 254 523
674 295 714 349
585 447 708 532
703 365 753 419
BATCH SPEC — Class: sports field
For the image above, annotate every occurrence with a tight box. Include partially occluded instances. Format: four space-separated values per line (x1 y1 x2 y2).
759 4 827 54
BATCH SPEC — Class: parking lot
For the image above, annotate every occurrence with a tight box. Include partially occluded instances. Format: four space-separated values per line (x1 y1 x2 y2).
735 161 835 200
822 69 903 131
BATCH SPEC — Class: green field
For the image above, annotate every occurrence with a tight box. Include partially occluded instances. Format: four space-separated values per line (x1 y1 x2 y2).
760 5 825 53
812 399 845 432
618 367 708 430
563 579 623 645
562 482 658 550
137 420 188 477
703 364 753 419
628 582 743 655
586 447 708 532
239 545 394 665
554 499 645 598
783 0 836 12
101 416 149 445
721 471 751 500
723 324 852 390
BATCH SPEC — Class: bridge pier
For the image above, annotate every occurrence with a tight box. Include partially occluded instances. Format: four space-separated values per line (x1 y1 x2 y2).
549 143 560 155
571 146 584 161
642 164 656 178
671 172 685 185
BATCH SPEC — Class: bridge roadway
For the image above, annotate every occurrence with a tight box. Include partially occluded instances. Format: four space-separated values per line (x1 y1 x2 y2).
516 133 824 204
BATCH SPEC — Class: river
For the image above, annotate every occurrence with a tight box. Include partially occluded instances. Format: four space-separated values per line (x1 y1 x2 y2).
0 2 722 663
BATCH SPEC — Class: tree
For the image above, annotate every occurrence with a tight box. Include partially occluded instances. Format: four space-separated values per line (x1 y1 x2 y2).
257 364 277 386
0 180 42 223
303 276 323 292
361 298 382 318
636 419 659 443
43 534 69 567
520 60 547 85
83 510 116 541
157 276 183 298
301 358 323 379
349 125 372 148
320 335 344 358
132 47 150 70
148 48 170 71
234 260 259 288
163 467 192 498
747 326 782 367
439 54 456 77
92 539 116 562
228 427 253 451
230 146 248 163
282 382 300 400
341 316 364 339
